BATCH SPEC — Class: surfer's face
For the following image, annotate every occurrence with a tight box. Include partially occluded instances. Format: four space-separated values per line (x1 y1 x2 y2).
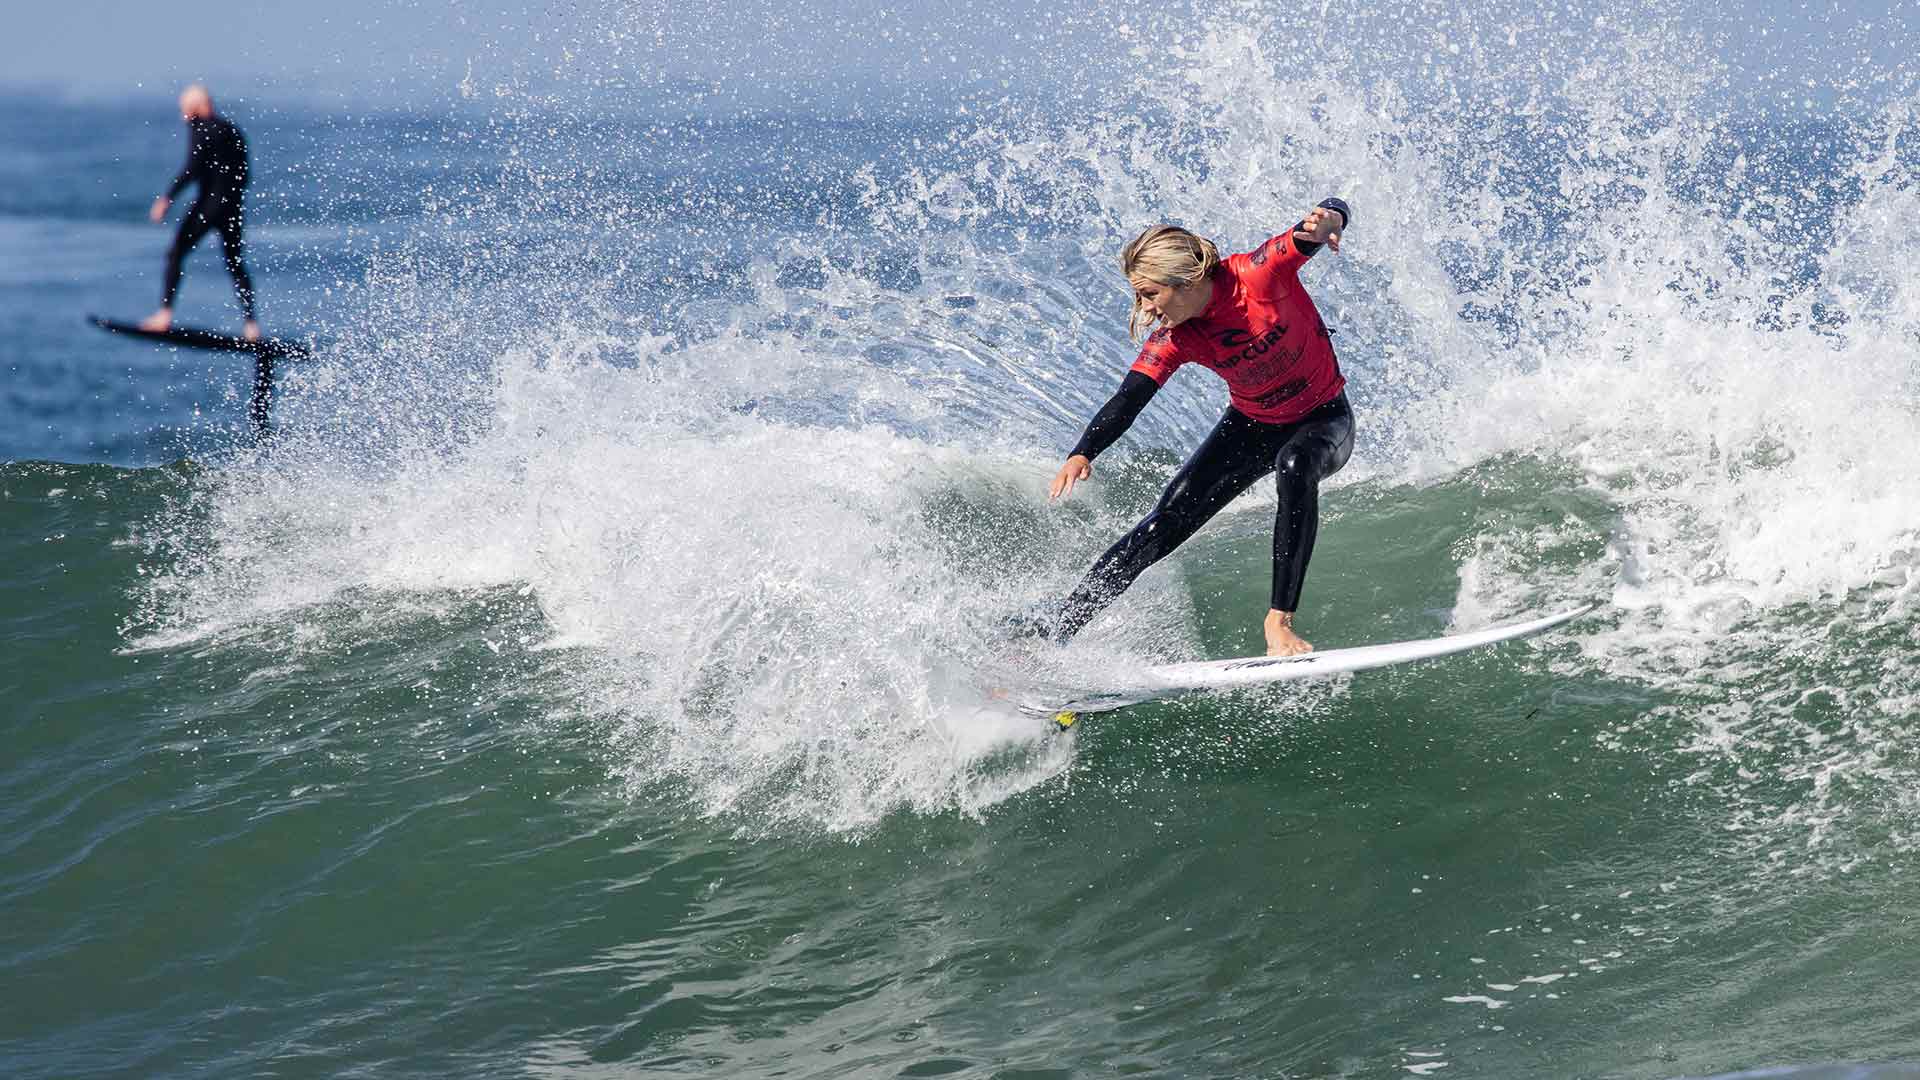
1131 277 1207 328
178 86 213 122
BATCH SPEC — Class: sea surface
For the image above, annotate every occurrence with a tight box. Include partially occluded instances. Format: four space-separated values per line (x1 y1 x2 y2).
5 7 1920 1078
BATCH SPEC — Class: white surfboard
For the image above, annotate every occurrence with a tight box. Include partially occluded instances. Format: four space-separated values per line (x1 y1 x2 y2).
1023 604 1597 726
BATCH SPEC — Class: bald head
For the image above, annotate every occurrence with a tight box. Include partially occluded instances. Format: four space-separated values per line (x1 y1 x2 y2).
178 84 214 121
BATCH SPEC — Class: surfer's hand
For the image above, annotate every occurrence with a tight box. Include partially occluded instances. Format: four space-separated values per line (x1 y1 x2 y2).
149 196 170 223
1294 206 1342 252
1049 455 1092 500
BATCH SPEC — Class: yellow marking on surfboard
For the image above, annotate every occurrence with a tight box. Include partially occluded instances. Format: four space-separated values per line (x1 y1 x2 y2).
1053 711 1078 730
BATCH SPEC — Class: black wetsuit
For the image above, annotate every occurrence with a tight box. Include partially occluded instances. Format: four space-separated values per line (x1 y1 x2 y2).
161 114 254 320
1044 205 1357 642
1051 391 1353 640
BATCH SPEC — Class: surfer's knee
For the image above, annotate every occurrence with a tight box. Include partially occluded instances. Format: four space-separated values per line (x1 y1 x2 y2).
1143 505 1208 555
1277 437 1345 488
1122 517 1162 563
1273 445 1318 490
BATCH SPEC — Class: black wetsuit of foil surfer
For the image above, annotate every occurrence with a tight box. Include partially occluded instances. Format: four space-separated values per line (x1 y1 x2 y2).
1043 202 1357 643
161 114 255 323
160 114 277 437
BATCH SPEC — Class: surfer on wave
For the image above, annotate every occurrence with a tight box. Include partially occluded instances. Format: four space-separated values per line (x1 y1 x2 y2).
1039 201 1355 656
140 84 260 343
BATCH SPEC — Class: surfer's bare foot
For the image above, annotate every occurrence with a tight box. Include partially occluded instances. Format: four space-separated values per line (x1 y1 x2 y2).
139 308 173 333
1264 609 1314 656
242 320 261 342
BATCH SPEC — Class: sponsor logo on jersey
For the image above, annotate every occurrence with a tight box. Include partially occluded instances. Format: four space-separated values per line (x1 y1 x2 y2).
1212 324 1288 370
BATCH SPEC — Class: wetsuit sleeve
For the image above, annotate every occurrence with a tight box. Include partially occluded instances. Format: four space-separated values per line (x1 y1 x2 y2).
165 128 202 200
1069 371 1162 461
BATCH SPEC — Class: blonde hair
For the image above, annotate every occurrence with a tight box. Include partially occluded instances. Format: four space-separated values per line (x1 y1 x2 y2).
1121 224 1220 339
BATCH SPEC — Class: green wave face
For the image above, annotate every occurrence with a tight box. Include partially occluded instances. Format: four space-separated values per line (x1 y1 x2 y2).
6 441 1917 1078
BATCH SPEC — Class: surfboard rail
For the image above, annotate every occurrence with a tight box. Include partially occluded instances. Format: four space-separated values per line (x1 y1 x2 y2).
1022 603 1597 722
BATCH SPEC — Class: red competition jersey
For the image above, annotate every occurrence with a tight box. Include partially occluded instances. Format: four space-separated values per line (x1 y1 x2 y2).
1129 231 1344 424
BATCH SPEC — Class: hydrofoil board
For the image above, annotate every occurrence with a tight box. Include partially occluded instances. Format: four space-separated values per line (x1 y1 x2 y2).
89 315 314 361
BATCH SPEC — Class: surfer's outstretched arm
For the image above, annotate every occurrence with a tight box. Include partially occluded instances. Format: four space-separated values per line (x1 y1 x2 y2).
1049 371 1161 500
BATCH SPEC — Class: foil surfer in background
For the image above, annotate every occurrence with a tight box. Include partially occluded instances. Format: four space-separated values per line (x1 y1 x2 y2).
140 84 260 343
1037 200 1355 656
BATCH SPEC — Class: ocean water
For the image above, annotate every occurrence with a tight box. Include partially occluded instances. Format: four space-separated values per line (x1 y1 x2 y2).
5 4 1920 1077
